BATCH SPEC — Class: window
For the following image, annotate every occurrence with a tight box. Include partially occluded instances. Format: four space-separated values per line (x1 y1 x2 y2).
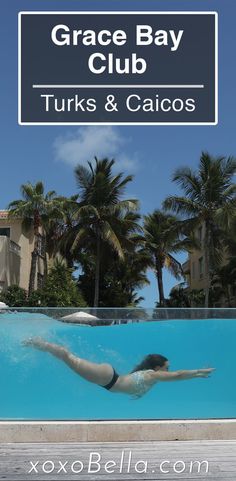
198 257 204 278
0 227 10 237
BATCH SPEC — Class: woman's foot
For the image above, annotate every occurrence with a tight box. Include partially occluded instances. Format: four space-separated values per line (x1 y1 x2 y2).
23 337 68 360
22 336 46 349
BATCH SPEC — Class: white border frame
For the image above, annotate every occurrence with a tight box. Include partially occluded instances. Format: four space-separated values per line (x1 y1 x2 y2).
18 11 218 126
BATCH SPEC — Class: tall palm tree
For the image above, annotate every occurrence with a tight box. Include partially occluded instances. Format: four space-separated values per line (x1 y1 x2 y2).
163 153 236 307
8 182 58 295
142 210 193 306
76 210 149 307
72 158 139 307
45 195 79 268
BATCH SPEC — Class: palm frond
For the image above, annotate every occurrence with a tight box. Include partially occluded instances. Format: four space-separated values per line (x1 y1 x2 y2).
164 254 183 280
172 167 202 199
101 221 124 260
163 196 201 216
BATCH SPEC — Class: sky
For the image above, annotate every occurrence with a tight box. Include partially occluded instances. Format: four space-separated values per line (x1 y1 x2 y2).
0 0 236 307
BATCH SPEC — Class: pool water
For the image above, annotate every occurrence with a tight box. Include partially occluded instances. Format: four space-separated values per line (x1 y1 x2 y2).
0 312 235 420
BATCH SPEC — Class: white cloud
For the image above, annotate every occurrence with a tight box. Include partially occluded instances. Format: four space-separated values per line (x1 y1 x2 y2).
53 126 139 171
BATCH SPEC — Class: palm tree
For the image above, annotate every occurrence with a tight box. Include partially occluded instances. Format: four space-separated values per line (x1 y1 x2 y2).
76 210 149 307
167 284 205 308
71 158 139 307
163 153 236 307
45 195 79 268
8 182 58 295
142 210 193 306
167 283 191 307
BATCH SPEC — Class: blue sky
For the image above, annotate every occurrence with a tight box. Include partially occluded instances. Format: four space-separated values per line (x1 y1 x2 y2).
1 0 236 307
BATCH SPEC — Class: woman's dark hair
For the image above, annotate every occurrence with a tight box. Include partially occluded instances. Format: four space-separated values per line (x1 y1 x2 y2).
131 354 168 373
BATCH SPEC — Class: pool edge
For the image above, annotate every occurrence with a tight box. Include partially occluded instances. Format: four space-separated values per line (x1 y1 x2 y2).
0 420 235 442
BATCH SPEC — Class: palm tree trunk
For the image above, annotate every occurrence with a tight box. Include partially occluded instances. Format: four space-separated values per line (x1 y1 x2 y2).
156 260 165 307
66 253 74 269
204 222 211 308
29 216 40 297
94 229 101 308
28 246 38 295
43 235 48 285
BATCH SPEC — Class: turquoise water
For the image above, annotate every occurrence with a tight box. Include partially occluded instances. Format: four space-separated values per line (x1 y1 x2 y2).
0 312 235 420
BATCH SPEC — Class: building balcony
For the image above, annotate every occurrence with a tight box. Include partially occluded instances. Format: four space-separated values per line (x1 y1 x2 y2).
9 239 21 256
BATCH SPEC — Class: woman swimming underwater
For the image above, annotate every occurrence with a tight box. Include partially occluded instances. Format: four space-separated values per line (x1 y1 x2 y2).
24 338 215 398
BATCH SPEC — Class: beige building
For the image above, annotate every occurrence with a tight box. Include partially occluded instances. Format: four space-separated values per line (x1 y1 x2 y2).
0 210 45 293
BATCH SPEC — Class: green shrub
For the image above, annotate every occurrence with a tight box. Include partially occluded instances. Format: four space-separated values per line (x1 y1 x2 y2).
28 261 87 307
0 285 27 307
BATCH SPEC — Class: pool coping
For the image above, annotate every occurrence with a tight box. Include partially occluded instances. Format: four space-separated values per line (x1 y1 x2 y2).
0 420 235 442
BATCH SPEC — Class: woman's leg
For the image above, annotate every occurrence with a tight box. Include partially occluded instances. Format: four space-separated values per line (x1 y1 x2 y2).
25 338 114 386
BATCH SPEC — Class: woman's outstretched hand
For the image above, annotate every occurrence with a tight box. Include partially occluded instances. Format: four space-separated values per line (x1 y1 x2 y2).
196 368 215 378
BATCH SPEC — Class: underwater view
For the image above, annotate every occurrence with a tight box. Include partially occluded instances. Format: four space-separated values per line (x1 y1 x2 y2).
0 310 235 420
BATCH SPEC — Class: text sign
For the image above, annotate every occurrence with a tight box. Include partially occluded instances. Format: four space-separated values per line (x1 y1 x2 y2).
19 12 217 125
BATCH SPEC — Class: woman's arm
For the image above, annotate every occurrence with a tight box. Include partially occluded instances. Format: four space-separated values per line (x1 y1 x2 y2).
150 368 215 382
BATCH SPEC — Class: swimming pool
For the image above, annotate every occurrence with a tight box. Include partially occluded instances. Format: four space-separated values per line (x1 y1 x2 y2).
0 309 235 420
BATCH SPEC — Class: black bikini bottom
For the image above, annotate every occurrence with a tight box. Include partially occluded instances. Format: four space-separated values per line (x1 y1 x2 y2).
102 368 119 390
